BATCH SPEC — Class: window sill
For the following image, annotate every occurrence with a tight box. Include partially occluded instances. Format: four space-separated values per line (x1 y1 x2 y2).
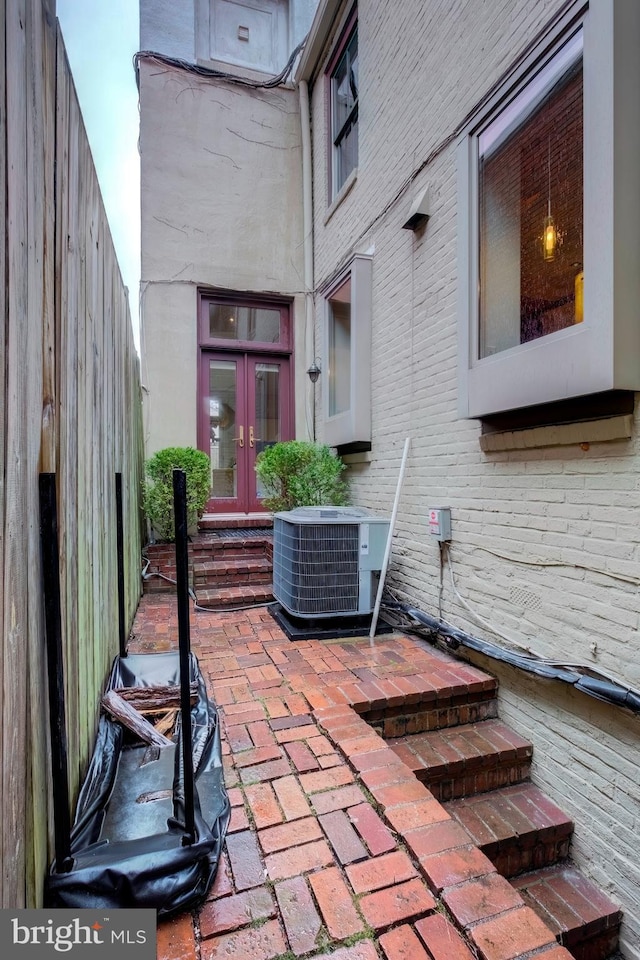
324 168 358 224
479 414 633 453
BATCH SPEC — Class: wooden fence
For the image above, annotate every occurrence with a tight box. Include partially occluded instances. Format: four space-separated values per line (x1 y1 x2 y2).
1 0 144 906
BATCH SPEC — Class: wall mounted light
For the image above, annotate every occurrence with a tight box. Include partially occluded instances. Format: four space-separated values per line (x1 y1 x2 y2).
307 360 321 383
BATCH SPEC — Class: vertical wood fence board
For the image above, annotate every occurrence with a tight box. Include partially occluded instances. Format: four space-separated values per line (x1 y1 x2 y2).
54 35 78 811
4 0 30 907
39 0 57 475
0 0 8 910
26 0 57 907
60 61 82 793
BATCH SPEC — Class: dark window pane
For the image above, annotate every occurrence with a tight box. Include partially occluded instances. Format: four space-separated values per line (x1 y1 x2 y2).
328 278 351 416
209 304 281 342
331 27 358 194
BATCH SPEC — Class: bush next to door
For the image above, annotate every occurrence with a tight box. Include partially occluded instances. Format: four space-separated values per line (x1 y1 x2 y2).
143 447 210 541
255 440 349 512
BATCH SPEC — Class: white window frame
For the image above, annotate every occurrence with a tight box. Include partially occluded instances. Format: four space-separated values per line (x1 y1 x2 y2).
327 8 358 201
457 0 640 419
321 254 372 448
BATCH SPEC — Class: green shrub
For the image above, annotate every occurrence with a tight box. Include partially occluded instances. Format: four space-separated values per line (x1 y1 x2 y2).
255 441 349 512
143 446 210 541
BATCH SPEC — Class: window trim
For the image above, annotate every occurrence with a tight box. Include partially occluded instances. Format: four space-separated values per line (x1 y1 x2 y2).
457 0 640 419
198 290 293 353
320 253 372 448
326 6 358 201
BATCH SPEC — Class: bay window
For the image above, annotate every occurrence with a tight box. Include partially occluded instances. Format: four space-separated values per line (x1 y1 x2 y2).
458 0 640 420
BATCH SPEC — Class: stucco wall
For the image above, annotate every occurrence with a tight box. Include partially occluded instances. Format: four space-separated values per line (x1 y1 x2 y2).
308 1 640 956
140 1 317 65
140 0 196 59
139 55 308 456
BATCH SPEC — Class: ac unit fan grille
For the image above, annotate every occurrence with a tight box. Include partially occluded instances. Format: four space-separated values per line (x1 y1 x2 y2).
273 520 360 615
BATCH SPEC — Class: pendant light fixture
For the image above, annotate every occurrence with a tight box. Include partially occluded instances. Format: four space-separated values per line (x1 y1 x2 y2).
543 137 557 261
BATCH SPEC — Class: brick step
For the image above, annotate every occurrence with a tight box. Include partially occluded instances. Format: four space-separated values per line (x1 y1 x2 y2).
512 863 622 960
198 515 272 530
193 556 272 589
142 535 273 595
197 537 272 559
194 583 274 609
367 662 498 737
445 782 573 877
387 719 532 802
146 537 272 566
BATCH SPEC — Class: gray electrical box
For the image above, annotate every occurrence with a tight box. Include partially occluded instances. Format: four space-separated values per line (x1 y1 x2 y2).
428 507 451 541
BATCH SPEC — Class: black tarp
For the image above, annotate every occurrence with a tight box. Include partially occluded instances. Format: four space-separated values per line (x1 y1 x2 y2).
45 651 230 916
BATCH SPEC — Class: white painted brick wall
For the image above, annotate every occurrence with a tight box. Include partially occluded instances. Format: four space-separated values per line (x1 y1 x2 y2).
309 1 640 955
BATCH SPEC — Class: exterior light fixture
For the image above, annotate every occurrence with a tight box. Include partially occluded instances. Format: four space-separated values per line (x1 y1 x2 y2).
307 360 321 383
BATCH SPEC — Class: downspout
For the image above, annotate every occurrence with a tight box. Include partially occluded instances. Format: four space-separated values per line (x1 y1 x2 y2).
299 79 315 440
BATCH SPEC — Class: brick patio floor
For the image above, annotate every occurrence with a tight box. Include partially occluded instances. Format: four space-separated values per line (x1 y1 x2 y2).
130 595 572 960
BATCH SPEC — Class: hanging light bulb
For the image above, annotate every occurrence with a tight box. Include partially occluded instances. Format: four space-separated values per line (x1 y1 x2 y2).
543 137 557 261
543 207 557 261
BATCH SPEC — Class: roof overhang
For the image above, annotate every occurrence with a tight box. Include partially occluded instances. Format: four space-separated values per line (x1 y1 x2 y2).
295 0 345 82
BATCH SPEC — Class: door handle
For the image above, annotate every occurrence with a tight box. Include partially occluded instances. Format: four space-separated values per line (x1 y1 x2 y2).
249 426 261 448
233 426 244 447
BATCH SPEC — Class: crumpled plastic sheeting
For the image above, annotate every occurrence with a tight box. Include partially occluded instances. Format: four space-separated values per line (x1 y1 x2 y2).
45 652 230 916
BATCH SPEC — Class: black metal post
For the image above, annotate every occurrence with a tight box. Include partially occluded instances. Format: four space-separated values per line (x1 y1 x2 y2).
173 469 196 844
115 472 127 658
39 473 73 873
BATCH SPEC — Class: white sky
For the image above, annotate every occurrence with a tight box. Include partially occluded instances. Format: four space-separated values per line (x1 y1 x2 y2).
56 0 141 348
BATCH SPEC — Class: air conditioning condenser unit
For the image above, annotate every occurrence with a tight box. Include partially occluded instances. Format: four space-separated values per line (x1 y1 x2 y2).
272 506 390 619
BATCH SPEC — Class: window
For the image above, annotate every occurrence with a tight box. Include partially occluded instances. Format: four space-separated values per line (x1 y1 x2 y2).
457 1 640 419
328 278 351 416
322 254 372 449
199 293 291 351
329 13 358 198
479 34 583 358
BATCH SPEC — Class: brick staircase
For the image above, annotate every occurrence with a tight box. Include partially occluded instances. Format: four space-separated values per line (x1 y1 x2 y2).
142 520 273 610
385 687 622 960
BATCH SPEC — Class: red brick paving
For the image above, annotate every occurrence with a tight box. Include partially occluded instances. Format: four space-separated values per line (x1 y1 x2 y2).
359 877 437 931
129 595 562 960
379 923 432 960
309 866 365 939
470 906 557 959
346 850 417 895
275 875 322 955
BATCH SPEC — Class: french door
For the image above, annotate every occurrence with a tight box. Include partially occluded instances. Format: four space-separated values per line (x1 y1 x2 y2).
199 351 292 513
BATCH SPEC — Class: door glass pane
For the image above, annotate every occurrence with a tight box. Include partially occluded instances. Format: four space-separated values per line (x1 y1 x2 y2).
208 360 237 500
254 363 280 500
209 304 281 343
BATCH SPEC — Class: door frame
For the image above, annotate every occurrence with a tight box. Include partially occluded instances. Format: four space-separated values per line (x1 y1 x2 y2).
197 291 294 514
